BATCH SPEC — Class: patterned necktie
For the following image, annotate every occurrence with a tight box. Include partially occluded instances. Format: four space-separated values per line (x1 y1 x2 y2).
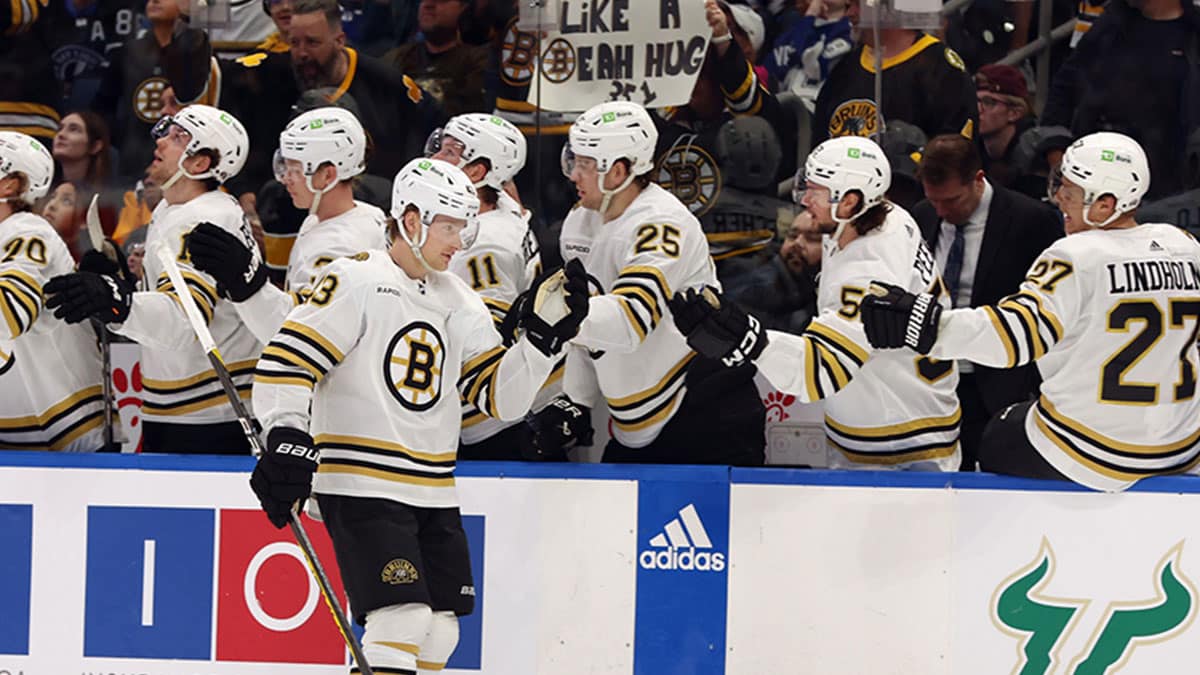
942 224 967 308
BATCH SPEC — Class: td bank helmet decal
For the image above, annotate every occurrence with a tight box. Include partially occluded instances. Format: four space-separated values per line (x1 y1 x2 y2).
992 539 1196 674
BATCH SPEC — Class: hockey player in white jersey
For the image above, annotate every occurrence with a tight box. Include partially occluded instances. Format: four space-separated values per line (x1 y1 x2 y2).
45 105 264 454
250 157 589 674
183 106 389 343
0 132 107 451
425 113 558 460
548 101 766 465
862 132 1200 491
670 136 962 470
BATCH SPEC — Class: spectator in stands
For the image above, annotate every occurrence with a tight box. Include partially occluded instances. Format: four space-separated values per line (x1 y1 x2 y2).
96 0 192 180
974 64 1035 190
654 0 798 276
258 0 295 53
1042 0 1200 200
0 1 60 145
1010 125 1073 202
40 181 84 260
52 112 113 197
40 0 144 113
812 25 977 146
223 0 442 206
764 0 855 104
385 0 489 117
911 134 1062 469
723 209 821 334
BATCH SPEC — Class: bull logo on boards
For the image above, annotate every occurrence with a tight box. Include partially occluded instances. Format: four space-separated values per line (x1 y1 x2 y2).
992 539 1196 674
383 322 446 412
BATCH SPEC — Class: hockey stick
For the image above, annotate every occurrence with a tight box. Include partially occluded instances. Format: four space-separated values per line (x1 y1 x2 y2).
153 244 374 675
85 195 115 449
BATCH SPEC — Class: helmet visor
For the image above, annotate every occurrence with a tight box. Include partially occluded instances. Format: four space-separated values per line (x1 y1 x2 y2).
1047 165 1064 205
424 128 467 165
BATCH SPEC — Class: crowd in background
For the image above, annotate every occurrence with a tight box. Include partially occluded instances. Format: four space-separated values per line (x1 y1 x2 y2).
2 0 1199 466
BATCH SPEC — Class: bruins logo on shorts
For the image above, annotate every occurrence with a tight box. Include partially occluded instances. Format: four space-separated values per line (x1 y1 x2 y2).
133 77 168 123
383 321 446 412
381 558 419 585
654 143 721 217
828 98 882 138
0 346 13 377
500 18 538 87
540 38 576 84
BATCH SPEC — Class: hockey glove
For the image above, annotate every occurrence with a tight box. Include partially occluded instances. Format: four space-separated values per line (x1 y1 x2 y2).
860 281 942 354
44 272 134 325
519 395 594 461
185 222 266 302
514 258 590 357
250 427 320 529
668 286 767 367
78 240 133 283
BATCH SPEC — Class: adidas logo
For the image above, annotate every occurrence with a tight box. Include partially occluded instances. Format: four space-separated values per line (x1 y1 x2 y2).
638 504 727 572
1150 240 1164 251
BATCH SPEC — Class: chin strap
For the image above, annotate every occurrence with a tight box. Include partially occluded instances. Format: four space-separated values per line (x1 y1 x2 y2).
162 153 216 191
304 174 338 215
397 216 438 274
598 170 636 218
1081 201 1122 228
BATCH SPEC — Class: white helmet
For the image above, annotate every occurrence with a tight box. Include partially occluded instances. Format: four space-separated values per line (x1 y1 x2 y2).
153 104 249 188
425 114 526 191
1055 131 1149 228
390 158 480 272
275 107 367 214
797 136 891 238
563 101 658 213
0 131 53 205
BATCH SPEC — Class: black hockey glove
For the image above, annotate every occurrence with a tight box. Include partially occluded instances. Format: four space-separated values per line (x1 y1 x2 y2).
184 222 266 302
519 395 594 461
860 281 942 354
44 272 134 325
78 240 133 283
513 258 590 357
668 286 767 367
250 427 320 529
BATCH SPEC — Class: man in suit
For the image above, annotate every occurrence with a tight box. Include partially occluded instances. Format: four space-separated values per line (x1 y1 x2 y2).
913 134 1063 470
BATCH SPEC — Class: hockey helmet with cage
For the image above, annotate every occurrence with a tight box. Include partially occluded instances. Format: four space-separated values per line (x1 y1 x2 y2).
795 136 891 226
425 114 527 191
1051 131 1149 228
390 158 480 270
153 104 249 188
0 131 53 205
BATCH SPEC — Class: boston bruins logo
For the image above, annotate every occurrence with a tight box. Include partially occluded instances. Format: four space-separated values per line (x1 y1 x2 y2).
381 558 419 585
654 142 721 217
828 98 882 138
500 18 538 87
383 322 446 412
540 38 576 84
133 77 168 123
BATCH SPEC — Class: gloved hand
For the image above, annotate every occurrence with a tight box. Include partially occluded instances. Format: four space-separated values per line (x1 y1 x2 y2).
78 239 133 283
249 427 320 529
513 258 590 357
44 272 134 325
668 286 767 367
519 395 594 461
184 222 266 302
860 281 942 354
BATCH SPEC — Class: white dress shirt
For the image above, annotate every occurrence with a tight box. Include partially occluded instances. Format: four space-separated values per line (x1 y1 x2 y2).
933 179 994 373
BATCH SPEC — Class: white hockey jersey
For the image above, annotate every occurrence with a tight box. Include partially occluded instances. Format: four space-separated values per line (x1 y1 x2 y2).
933 223 1200 491
448 197 551 445
560 183 719 448
252 251 557 508
756 206 962 470
113 191 263 425
234 201 389 343
0 212 105 451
